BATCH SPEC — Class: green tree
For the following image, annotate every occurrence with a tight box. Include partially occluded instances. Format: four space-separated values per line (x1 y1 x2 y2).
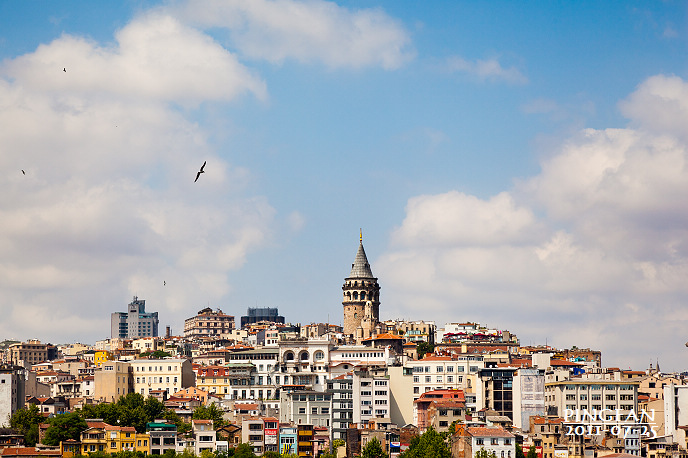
262 451 280 458
162 450 177 458
526 446 537 458
361 438 387 458
200 450 216 458
9 404 43 446
515 444 525 458
176 450 197 458
139 350 173 359
192 404 225 428
332 439 345 450
43 412 88 446
234 443 257 458
416 342 435 359
475 448 497 458
400 427 450 458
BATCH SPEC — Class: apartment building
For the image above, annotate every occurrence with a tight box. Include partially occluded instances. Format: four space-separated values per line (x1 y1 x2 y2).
184 308 235 341
452 426 516 458
279 388 333 428
147 422 177 455
111 296 159 339
6 340 54 367
406 355 484 413
545 379 639 418
94 361 132 402
0 365 25 427
130 359 194 397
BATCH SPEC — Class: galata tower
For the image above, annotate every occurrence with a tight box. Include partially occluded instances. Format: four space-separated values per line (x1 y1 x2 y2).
342 232 380 336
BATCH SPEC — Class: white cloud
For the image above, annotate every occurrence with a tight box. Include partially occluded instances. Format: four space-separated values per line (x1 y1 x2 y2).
446 55 527 84
619 75 688 141
0 13 275 343
392 191 538 248
378 74 688 371
172 0 415 69
3 13 266 106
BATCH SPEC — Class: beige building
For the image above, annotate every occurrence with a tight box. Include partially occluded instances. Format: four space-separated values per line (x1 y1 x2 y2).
130 358 194 397
94 361 133 402
132 337 165 354
638 373 684 400
7 340 50 367
184 308 235 341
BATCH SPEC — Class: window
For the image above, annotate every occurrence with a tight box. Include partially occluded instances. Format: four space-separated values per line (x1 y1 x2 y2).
436 366 443 373
476 439 484 445
491 439 499 445
413 376 419 383
312 407 318 414
299 408 306 414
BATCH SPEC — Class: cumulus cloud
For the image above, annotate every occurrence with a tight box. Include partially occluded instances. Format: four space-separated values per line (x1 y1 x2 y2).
378 74 688 371
620 75 688 141
3 13 266 106
445 55 527 84
171 0 415 69
0 13 275 343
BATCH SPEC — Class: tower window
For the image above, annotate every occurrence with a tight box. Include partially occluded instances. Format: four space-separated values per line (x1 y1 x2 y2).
360 292 366 300
353 292 358 300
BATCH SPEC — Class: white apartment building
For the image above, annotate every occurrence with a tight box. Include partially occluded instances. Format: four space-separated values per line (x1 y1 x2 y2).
545 379 639 418
0 365 25 427
405 355 484 412
130 359 194 396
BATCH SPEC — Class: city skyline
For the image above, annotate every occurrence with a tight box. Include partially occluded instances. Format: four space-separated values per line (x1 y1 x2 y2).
1 1 687 371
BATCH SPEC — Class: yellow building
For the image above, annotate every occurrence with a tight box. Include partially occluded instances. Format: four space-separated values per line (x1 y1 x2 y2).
80 426 108 455
94 350 114 367
103 426 150 454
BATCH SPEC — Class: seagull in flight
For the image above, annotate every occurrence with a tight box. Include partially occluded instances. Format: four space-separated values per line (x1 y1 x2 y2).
63 68 66 72
21 170 25 175
194 161 206 182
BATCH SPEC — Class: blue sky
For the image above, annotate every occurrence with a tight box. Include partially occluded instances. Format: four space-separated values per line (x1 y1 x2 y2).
1 1 687 371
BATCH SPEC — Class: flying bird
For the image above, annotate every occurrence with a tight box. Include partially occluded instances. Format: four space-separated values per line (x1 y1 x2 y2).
63 68 66 72
194 161 206 182
21 170 25 175
164 281 166 286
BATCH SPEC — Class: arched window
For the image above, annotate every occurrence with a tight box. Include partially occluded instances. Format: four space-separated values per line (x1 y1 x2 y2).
284 351 294 361
360 292 366 300
299 351 309 361
315 351 324 361
353 292 358 300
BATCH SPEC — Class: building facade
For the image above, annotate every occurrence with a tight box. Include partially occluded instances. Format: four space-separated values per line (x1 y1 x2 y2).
184 308 235 341
110 297 159 339
130 359 194 397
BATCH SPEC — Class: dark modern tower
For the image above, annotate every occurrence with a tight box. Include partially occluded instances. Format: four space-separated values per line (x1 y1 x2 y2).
342 233 380 336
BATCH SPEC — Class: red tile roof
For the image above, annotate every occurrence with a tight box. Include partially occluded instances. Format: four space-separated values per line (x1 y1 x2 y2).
465 427 515 438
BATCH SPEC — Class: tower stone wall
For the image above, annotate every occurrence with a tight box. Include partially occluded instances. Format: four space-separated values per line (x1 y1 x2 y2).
342 238 380 337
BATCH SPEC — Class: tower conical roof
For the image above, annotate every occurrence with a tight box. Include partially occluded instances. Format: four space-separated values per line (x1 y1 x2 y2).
349 241 374 278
